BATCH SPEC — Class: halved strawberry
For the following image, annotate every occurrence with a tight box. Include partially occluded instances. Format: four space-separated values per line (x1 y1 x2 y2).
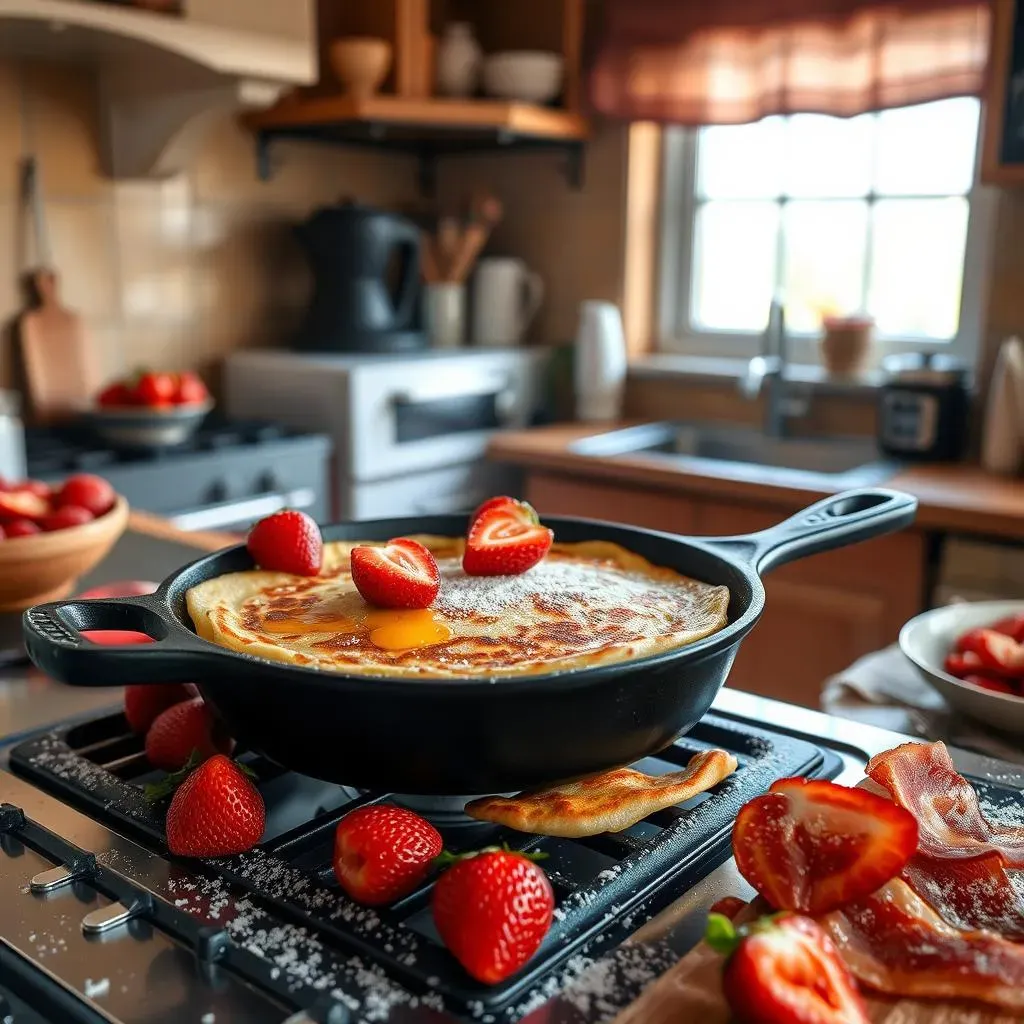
462 499 553 577
733 778 918 915
0 490 49 522
350 538 440 609
471 495 517 522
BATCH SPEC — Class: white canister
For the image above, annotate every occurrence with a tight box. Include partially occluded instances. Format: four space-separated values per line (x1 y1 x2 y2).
435 23 482 98
574 301 627 422
424 282 466 349
471 257 544 347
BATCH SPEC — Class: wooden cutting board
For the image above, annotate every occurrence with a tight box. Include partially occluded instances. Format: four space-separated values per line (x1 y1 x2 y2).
612 923 1019 1024
18 268 100 422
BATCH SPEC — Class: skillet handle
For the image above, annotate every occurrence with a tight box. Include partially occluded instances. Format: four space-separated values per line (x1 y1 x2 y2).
706 488 918 576
22 597 216 687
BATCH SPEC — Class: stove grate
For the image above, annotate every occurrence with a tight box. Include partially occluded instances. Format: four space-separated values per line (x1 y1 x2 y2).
10 712 840 1017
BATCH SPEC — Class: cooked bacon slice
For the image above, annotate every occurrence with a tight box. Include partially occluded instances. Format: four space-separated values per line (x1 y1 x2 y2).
903 852 1024 940
865 741 1024 865
819 879 1024 1010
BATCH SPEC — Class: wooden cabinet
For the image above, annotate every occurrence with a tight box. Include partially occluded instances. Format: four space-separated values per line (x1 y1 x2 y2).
525 473 926 710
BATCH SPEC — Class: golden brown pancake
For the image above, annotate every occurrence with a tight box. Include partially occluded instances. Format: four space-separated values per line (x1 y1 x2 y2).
185 536 730 679
464 750 738 836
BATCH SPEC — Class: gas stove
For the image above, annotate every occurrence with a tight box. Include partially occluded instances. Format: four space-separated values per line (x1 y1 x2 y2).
0 690 1019 1024
26 419 332 533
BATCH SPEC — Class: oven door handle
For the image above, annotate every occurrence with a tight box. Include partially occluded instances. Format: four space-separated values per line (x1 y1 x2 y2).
389 374 513 405
168 488 317 532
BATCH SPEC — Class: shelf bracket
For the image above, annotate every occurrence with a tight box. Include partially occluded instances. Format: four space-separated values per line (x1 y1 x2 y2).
417 150 438 197
255 132 273 182
565 141 585 190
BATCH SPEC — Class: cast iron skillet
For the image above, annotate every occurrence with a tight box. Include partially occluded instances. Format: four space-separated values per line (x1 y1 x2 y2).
22 487 916 794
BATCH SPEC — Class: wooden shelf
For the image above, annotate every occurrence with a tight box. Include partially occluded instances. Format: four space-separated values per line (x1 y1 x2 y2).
244 93 590 192
245 93 589 140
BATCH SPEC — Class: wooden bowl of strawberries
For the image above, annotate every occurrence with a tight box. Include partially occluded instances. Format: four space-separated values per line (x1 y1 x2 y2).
0 473 128 610
88 370 213 449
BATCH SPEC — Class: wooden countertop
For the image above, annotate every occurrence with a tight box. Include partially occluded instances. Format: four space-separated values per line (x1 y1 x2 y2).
489 423 1024 540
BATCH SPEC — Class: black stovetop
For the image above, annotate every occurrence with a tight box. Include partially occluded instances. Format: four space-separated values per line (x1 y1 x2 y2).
2 711 842 1022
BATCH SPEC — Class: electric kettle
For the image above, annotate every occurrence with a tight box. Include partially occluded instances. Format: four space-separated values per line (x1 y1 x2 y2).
295 200 426 353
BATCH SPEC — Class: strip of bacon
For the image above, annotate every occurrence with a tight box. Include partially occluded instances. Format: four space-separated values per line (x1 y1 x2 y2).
865 741 1024 865
903 852 1024 940
819 878 1024 1011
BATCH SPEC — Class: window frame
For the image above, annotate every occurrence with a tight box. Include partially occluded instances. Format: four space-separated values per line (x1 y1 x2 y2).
657 107 997 366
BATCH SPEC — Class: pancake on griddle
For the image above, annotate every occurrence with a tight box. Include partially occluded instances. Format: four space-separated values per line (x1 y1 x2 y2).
185 536 730 679
464 749 738 836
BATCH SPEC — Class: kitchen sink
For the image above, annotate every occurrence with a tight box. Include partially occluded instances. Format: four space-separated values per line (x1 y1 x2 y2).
570 422 899 489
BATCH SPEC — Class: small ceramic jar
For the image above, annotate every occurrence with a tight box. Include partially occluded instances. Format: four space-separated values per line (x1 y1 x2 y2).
436 22 482 97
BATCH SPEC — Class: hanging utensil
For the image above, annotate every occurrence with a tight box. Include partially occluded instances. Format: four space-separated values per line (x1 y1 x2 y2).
17 156 101 423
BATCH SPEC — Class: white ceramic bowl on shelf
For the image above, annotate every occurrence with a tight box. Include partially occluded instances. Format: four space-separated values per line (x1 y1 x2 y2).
900 599 1024 734
482 51 564 104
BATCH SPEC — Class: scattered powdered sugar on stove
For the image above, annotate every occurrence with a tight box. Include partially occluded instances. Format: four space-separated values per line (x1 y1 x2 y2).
552 943 678 1019
979 790 1024 828
200 1014 215 1024
83 978 109 999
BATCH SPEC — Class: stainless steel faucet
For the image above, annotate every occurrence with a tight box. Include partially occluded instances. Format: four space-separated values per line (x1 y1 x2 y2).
739 299 796 438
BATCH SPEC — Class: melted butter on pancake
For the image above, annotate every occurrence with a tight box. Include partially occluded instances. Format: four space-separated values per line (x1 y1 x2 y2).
185 538 731 678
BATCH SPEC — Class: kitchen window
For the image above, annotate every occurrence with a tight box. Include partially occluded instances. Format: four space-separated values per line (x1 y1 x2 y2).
658 97 992 364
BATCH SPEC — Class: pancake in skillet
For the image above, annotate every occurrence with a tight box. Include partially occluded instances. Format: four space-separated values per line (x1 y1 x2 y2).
185 536 730 679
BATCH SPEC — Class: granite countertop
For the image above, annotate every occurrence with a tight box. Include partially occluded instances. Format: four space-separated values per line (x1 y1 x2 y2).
489 422 1024 540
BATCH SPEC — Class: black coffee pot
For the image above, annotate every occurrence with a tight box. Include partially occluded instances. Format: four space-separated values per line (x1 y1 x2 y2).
295 200 426 353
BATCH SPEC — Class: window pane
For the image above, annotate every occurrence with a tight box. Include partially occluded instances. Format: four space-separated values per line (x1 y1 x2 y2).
697 118 784 198
784 114 874 198
868 198 969 338
874 98 979 196
782 201 868 332
691 201 779 331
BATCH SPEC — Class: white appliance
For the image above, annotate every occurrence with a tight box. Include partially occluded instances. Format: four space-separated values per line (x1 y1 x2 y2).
574 301 627 421
224 348 549 520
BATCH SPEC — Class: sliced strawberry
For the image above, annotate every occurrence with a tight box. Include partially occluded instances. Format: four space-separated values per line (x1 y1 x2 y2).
733 778 918 915
965 674 1020 695
16 480 52 500
350 538 440 609
0 490 49 521
990 614 1024 644
246 510 322 577
471 495 518 522
957 628 1024 677
333 804 442 905
706 912 869 1024
944 650 983 678
462 500 553 577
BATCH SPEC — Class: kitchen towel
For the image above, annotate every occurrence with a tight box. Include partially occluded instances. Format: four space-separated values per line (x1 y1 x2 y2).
822 642 1024 763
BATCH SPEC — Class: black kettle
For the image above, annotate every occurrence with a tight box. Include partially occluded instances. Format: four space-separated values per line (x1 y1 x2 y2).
295 200 426 353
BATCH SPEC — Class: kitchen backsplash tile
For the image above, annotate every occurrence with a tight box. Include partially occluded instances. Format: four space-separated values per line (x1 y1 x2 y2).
0 57 420 390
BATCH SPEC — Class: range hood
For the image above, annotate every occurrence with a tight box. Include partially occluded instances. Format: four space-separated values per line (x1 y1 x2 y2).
0 0 316 178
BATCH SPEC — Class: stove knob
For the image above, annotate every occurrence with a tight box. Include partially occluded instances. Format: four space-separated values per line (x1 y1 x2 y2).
207 480 229 504
258 471 280 493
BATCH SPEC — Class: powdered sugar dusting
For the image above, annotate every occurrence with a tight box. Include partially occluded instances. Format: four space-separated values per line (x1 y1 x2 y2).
433 555 722 621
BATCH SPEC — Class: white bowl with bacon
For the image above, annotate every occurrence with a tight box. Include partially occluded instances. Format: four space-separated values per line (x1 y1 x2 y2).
900 599 1024 733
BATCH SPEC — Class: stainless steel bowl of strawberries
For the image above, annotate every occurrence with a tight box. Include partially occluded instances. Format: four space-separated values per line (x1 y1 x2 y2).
88 370 213 449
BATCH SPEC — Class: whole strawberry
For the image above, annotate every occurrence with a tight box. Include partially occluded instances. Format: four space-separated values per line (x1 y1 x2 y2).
166 754 265 857
247 510 322 577
333 804 442 905
145 697 232 771
432 848 554 984
124 682 192 734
